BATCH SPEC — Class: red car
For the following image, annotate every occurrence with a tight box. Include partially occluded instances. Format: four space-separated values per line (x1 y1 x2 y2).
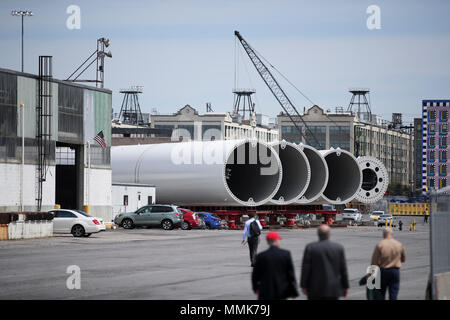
179 208 202 230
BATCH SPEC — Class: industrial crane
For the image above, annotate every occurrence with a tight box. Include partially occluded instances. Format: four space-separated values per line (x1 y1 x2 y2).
234 31 322 148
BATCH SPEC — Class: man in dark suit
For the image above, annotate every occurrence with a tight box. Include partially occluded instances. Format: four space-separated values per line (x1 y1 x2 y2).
252 231 298 300
300 224 349 300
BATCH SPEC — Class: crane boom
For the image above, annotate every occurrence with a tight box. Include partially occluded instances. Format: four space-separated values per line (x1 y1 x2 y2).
234 30 322 148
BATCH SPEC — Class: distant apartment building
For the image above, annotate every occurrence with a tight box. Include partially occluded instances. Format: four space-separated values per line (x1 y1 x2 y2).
150 105 279 142
414 118 423 192
422 100 449 193
278 105 413 187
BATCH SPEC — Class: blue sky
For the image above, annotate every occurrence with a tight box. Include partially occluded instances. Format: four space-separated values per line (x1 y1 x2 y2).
1 0 449 123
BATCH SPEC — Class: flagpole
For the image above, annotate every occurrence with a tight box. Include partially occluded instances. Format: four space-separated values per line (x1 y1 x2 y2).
87 140 91 206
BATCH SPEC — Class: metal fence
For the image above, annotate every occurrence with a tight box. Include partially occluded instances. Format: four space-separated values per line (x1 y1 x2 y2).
430 187 450 299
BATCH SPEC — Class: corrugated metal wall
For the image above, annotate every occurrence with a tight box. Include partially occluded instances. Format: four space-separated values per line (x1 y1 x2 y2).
0 72 18 161
94 90 111 145
16 76 57 164
58 83 83 144
0 69 111 168
83 89 95 144
17 76 36 139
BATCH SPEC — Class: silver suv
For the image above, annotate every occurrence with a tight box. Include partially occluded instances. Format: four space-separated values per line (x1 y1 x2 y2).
114 204 183 230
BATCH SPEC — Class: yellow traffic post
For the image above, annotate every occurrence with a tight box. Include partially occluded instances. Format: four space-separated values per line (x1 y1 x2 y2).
409 224 412 231
389 219 392 228
82 205 90 214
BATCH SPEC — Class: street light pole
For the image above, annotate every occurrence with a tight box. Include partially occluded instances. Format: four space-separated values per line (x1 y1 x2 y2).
21 15 24 72
11 10 33 72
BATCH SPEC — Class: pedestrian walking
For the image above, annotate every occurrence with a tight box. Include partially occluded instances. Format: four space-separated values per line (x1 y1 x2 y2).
242 213 263 267
424 213 428 224
398 220 403 231
251 231 298 300
370 228 406 300
300 224 349 300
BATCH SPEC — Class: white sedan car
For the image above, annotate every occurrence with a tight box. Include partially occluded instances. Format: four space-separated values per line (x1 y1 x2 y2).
49 209 104 237
75 210 106 231
341 208 362 222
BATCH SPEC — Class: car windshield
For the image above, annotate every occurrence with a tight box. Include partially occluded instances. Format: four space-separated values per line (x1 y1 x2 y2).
75 210 91 217
343 210 356 213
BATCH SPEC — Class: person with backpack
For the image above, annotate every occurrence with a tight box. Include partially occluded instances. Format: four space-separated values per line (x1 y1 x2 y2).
242 212 263 267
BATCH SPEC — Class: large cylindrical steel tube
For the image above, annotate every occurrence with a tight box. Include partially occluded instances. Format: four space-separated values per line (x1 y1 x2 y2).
296 144 329 204
318 148 362 204
111 139 283 207
269 141 310 205
355 156 389 203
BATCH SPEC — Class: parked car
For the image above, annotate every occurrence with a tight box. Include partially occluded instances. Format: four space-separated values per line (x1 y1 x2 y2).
49 209 103 237
342 208 362 222
179 208 202 230
74 210 106 231
220 219 229 229
377 214 396 227
196 212 222 229
114 204 183 230
197 215 206 229
370 211 384 221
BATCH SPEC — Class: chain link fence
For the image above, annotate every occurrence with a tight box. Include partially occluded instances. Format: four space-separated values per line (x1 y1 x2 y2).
430 187 450 299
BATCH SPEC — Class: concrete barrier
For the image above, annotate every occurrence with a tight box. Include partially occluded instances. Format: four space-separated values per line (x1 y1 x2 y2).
435 272 450 300
7 220 53 240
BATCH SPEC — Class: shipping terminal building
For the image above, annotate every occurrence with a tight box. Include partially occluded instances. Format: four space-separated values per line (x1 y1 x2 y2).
0 67 112 220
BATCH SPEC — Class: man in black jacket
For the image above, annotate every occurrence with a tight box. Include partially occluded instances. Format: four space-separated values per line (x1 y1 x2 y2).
300 224 349 300
252 231 298 300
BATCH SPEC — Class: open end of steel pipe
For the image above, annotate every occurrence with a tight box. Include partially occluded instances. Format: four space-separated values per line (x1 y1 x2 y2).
297 144 329 203
270 141 310 204
355 156 389 203
224 140 282 206
320 148 362 204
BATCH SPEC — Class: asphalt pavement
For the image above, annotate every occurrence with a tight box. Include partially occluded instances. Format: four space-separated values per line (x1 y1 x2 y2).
0 215 429 300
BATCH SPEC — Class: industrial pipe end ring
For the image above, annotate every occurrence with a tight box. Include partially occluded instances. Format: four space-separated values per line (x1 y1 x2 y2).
355 156 389 203
269 141 311 205
296 144 329 204
318 148 362 205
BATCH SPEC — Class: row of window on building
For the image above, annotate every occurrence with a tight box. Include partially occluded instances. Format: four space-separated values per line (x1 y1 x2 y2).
426 149 448 162
426 163 447 176
281 125 350 150
427 123 448 135
427 177 447 189
427 136 448 148
427 110 448 122
153 124 277 142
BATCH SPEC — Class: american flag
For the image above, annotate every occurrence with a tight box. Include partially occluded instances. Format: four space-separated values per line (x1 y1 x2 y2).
93 130 107 148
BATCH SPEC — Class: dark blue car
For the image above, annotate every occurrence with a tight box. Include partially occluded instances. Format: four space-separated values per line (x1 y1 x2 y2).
196 212 222 229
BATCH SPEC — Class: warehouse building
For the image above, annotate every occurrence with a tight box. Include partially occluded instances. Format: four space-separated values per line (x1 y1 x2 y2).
278 105 413 187
150 105 279 142
0 67 112 220
422 100 449 193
